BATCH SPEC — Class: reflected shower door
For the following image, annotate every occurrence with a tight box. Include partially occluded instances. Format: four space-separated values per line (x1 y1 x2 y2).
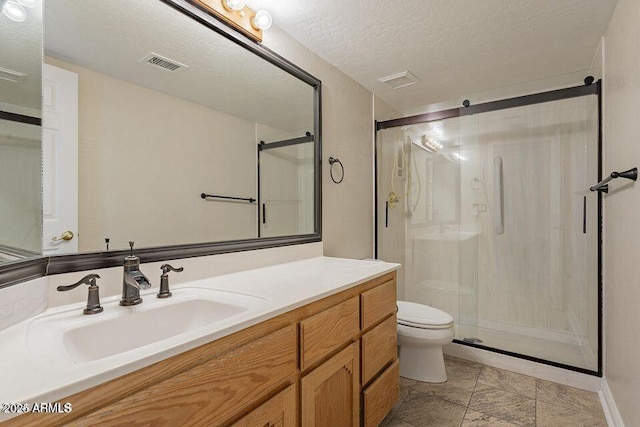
258 138 314 238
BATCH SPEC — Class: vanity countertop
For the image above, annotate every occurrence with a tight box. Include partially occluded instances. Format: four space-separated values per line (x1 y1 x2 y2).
0 256 398 419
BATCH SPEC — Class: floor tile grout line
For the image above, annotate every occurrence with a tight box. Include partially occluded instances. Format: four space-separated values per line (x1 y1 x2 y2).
458 362 482 427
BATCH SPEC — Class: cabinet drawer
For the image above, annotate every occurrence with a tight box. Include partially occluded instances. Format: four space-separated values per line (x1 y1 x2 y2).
361 314 397 386
71 325 297 427
363 359 400 427
300 296 359 370
361 279 396 331
232 384 296 427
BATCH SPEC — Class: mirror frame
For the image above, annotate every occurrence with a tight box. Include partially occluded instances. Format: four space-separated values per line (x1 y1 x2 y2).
0 0 322 288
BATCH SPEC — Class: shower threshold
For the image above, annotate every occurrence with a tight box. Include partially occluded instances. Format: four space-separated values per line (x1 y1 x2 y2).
455 323 597 374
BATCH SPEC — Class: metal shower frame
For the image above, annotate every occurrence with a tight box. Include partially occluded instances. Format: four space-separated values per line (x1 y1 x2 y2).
374 80 603 377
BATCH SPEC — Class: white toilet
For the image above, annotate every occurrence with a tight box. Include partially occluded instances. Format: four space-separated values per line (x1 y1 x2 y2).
396 300 455 383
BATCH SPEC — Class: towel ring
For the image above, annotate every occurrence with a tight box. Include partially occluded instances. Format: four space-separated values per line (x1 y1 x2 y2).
329 157 344 184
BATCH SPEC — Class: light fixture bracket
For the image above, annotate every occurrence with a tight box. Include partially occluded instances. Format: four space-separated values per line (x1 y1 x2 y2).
192 0 263 42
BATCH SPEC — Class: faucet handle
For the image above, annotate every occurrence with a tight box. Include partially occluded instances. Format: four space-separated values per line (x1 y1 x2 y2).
57 274 103 315
161 264 184 275
158 264 183 299
57 273 101 292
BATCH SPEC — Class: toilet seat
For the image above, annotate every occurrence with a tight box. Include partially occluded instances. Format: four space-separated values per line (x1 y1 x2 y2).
397 301 454 330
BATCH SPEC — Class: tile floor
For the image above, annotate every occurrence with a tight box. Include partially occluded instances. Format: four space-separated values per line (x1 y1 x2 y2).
381 356 607 427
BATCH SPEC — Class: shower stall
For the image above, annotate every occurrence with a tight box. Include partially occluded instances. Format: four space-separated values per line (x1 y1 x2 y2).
376 78 601 374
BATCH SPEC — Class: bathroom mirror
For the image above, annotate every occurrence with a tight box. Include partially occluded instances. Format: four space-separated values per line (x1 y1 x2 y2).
41 0 320 257
0 0 43 265
0 0 321 284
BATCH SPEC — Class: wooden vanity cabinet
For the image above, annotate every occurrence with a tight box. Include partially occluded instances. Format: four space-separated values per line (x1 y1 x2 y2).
3 272 397 427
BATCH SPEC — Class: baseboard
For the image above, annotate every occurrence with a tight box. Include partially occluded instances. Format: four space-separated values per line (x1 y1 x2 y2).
600 378 625 427
444 342 601 392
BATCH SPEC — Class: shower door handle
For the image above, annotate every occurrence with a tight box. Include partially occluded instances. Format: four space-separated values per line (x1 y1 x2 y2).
385 201 389 228
262 203 266 224
494 156 504 235
582 196 587 234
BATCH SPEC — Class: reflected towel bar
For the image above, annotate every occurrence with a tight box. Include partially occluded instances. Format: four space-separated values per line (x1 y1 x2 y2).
201 193 256 203
590 167 638 193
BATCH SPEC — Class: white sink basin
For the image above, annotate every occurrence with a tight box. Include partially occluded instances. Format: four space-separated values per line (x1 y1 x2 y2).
64 298 246 362
26 287 269 363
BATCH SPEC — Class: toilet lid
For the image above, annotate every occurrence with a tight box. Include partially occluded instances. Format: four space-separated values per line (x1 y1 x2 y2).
397 301 454 328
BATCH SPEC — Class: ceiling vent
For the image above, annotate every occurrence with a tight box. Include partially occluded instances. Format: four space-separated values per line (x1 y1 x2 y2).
0 67 26 83
377 71 420 89
139 52 188 73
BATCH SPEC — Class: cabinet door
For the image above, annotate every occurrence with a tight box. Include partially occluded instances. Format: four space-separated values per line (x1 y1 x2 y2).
232 384 296 427
301 342 360 427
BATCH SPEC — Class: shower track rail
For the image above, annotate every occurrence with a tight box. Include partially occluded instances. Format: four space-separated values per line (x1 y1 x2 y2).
376 81 598 131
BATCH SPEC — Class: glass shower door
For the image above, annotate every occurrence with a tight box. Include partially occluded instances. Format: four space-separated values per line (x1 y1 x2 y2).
376 117 480 339
376 85 600 373
471 95 599 370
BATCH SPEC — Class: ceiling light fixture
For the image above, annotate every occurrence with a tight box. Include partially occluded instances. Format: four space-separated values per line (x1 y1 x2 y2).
252 10 272 30
222 0 245 11
1 0 27 22
194 0 273 43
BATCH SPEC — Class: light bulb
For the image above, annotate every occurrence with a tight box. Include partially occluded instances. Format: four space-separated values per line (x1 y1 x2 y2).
17 0 36 8
2 0 26 22
252 9 272 30
223 0 245 11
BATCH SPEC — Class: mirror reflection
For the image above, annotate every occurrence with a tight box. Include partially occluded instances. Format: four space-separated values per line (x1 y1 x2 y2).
0 0 43 264
42 0 317 255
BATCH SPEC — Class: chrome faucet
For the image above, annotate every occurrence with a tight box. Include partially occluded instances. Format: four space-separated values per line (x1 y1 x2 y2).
120 241 151 306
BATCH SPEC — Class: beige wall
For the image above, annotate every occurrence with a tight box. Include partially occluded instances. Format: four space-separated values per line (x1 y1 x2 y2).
261 28 374 260
603 0 640 424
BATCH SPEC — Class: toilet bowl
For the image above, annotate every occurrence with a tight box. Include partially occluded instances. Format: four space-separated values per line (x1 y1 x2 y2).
397 300 455 383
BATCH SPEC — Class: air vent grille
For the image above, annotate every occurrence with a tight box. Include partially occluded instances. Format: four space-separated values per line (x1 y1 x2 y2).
139 52 188 73
377 71 420 89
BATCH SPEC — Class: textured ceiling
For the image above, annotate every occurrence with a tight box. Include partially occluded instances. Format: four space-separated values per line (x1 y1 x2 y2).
44 0 314 132
246 0 617 112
